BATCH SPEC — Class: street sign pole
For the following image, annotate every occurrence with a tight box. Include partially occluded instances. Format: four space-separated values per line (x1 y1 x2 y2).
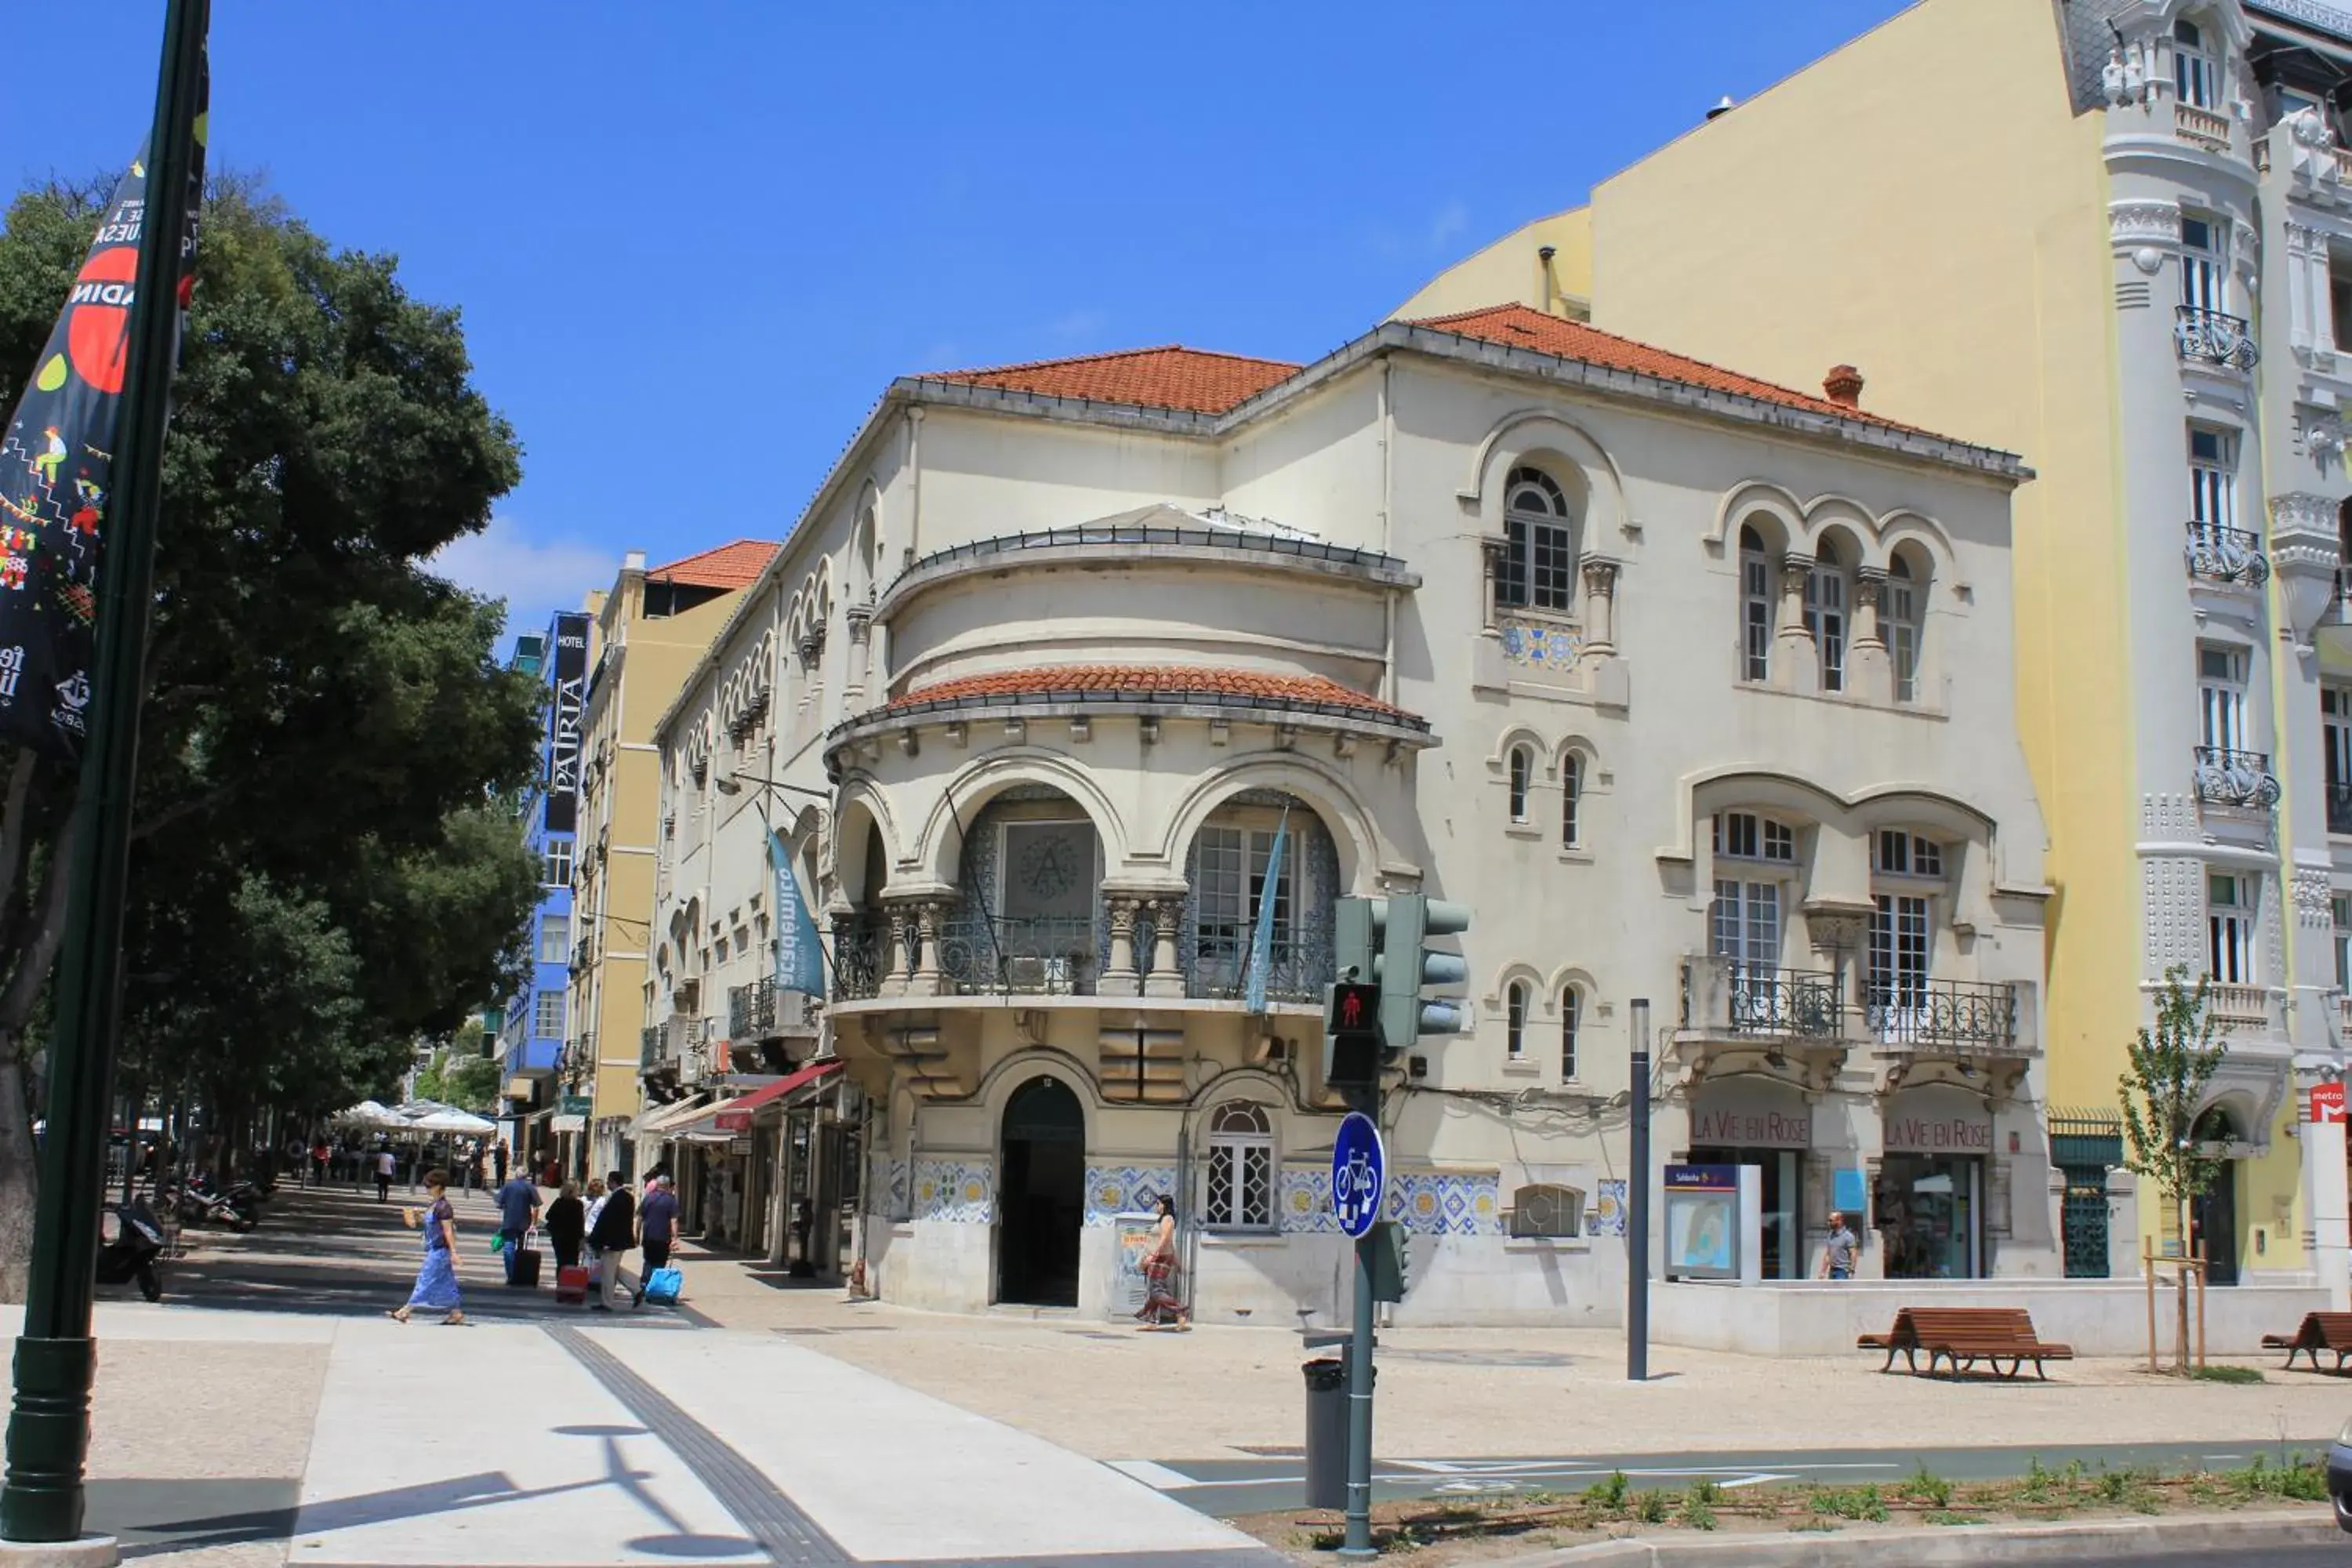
1627 997 1650 1384
0 0 209 1546
1329 1103 1384 1559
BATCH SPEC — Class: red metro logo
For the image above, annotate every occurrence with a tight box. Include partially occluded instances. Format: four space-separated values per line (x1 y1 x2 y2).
65 247 137 396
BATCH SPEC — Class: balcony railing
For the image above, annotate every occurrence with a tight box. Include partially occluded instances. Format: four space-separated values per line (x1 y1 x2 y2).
1862 978 2016 1051
942 915 1096 996
2174 100 2232 151
2194 746 2281 810
2204 982 2272 1031
2183 521 2269 586
1186 927 1332 1004
1681 960 1846 1040
728 976 780 1040
2176 306 2259 371
2331 782 2352 836
640 1025 663 1070
831 916 890 1002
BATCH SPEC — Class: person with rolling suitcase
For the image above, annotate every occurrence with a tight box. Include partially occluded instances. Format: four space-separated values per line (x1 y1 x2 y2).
492 1168 541 1287
636 1176 681 1309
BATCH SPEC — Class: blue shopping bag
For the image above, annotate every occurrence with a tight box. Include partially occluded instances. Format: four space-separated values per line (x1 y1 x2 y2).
641 1266 683 1305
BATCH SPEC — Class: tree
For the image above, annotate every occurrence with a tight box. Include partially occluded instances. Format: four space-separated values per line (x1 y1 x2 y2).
2118 965 2229 1372
0 175 544 1292
413 1023 499 1114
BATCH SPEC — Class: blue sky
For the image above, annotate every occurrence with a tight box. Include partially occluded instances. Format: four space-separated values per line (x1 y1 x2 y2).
7 2 1910 637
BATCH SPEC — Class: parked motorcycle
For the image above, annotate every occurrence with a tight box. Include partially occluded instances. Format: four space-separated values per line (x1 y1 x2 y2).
96 1198 163 1301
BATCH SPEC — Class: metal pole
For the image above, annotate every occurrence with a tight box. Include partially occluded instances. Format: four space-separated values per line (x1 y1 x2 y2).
0 0 207 1543
1628 997 1650 1383
1341 1085 1376 1559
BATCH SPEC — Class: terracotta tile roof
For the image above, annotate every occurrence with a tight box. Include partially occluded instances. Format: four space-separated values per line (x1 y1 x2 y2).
884 665 1421 725
920 346 1300 415
1405 303 1931 434
647 539 779 591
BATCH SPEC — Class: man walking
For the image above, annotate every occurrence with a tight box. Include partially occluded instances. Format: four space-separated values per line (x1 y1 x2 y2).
373 1146 396 1203
587 1171 636 1312
494 1166 541 1284
1819 1210 1860 1281
493 1141 509 1189
636 1175 679 1309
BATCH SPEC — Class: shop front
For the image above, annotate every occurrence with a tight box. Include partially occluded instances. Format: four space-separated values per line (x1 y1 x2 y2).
1877 1084 1992 1279
1683 1077 1813 1280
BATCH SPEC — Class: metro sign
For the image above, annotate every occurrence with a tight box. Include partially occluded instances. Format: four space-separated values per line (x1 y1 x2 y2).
2312 1083 2347 1125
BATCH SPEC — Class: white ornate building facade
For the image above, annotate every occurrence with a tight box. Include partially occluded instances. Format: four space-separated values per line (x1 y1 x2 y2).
641 304 2057 1323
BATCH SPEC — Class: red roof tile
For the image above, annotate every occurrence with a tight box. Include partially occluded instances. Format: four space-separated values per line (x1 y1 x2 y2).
1406 303 1931 434
887 665 1417 723
920 346 1299 416
648 539 779 591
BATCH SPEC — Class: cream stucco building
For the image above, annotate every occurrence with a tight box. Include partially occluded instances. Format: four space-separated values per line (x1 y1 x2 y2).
633 303 2067 1327
1399 0 2352 1298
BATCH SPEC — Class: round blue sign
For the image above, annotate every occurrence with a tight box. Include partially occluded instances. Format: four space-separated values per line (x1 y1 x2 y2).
1330 1111 1385 1239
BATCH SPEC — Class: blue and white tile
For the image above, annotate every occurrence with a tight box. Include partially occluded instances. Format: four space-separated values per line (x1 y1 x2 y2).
1083 1163 1176 1226
913 1158 995 1225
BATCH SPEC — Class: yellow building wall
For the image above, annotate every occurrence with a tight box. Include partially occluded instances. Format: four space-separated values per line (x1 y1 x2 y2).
1392 207 1592 321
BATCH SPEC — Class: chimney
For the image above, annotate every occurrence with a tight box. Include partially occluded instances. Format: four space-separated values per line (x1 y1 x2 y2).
1706 95 1737 122
1823 365 1865 408
622 550 646 574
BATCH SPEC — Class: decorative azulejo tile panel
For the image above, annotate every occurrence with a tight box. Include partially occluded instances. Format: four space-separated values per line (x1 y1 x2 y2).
912 1157 994 1225
1083 1164 1176 1226
1386 1170 1501 1236
1279 1164 1339 1233
1589 1179 1628 1236
1499 617 1580 669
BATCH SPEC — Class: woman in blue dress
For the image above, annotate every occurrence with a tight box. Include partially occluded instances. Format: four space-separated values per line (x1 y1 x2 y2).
388 1168 466 1325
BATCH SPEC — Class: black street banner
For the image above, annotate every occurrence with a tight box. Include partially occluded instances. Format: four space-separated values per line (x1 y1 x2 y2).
545 612 589 833
0 75 208 760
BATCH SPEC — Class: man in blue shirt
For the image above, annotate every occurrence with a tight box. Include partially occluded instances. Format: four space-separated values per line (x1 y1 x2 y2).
494 1171 541 1285
637 1176 681 1308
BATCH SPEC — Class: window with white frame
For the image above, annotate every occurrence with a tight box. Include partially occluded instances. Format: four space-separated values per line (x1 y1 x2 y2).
1711 880 1781 968
1559 985 1581 1079
1886 557 1922 703
2189 427 2235 531
532 988 567 1039
1561 753 1583 848
1868 893 1931 1011
1506 979 1530 1058
1193 823 1291 986
1874 830 1944 878
543 840 573 888
538 913 570 965
2175 18 2218 108
1508 1183 1584 1239
2207 872 2256 985
1714 811 1795 862
1508 746 1534 823
2198 645 2248 753
1739 525 1773 683
2181 216 2225 313
1495 466 1575 613
1203 1102 1274 1230
1806 538 1851 692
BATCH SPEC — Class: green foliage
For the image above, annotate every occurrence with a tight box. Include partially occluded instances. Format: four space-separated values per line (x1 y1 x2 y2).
2190 1363 2264 1384
1584 1471 1629 1511
2227 1454 2328 1502
1806 1484 1888 1523
1903 1462 1953 1509
1632 1487 1669 1524
2118 967 2230 1243
412 1040 499 1114
1674 1492 1715 1532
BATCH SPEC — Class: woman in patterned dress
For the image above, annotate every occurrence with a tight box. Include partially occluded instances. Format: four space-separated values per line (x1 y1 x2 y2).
388 1169 466 1325
1135 1195 1189 1330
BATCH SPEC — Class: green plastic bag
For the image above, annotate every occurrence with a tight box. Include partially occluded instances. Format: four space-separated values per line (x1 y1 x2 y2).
489 1232 506 1254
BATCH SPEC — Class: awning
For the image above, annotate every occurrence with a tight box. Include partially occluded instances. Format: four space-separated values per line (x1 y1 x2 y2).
630 1093 711 1138
689 1060 842 1135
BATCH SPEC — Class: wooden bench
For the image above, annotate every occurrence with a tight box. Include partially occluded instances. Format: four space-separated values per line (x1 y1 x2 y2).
2261 1312 2352 1373
1857 1307 2074 1380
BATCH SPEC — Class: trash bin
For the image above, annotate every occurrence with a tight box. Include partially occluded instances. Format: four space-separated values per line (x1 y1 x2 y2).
1303 1353 1375 1511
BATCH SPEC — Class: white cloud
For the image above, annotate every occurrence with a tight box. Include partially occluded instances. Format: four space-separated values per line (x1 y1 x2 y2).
1428 201 1469 249
427 515 614 638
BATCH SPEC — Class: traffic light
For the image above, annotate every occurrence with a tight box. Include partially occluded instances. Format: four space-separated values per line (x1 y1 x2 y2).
1373 893 1471 1051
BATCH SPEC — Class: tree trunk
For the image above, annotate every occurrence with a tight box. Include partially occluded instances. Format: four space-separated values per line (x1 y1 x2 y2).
0 1050 42 1303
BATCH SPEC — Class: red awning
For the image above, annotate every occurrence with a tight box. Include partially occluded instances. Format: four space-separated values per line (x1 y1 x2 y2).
700 1058 843 1134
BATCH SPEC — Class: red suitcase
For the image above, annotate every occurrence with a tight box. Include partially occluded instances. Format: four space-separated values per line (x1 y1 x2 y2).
554 1264 588 1303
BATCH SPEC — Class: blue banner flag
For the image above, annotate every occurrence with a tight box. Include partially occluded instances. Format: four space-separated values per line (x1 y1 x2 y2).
769 827 822 994
1243 806 1289 1014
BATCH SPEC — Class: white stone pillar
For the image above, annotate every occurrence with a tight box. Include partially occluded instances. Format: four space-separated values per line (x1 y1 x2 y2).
2305 1112 2350 1309
1774 554 1817 694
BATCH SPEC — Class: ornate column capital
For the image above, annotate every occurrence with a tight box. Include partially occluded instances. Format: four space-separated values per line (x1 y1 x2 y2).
1580 557 1620 597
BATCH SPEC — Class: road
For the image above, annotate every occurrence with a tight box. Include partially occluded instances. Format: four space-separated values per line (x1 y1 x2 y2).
2076 1556 2343 1567
1123 1438 2331 1517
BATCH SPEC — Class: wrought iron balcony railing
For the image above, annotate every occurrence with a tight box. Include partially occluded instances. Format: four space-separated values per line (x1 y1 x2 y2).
2175 306 2258 371
2330 782 2352 836
1862 978 2016 1051
728 977 782 1039
942 914 1098 996
1186 927 1333 1004
2183 521 2269 586
1681 960 1846 1040
830 916 889 1001
2194 746 2281 809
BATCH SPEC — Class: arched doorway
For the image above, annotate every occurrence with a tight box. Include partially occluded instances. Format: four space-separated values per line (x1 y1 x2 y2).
998 1076 1084 1306
2190 1105 2240 1287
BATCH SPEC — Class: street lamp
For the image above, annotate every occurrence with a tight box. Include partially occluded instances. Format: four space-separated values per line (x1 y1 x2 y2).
713 772 831 803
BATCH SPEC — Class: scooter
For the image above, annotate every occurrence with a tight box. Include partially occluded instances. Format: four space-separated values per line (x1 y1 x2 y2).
96 1197 164 1301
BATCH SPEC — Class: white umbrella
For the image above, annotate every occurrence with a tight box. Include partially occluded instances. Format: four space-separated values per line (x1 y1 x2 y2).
336 1100 404 1131
408 1107 496 1136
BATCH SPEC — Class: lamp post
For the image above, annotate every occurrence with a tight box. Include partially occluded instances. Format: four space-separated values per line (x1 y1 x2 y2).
1 0 209 1547
1627 996 1651 1384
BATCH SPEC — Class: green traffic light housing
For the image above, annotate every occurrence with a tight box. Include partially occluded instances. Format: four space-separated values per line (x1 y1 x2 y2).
1330 894 1471 1074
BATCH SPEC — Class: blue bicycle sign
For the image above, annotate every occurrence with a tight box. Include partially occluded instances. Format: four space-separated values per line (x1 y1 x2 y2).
1330 1112 1386 1239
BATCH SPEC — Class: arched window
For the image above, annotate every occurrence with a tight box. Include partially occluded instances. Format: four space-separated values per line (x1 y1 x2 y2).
1506 979 1530 1058
2175 17 2217 108
1497 466 1575 613
1739 524 1772 683
1807 537 1850 692
1204 1102 1274 1231
1560 985 1582 1079
1886 556 1922 703
1561 753 1583 848
1508 745 1534 823
1508 1183 1584 1239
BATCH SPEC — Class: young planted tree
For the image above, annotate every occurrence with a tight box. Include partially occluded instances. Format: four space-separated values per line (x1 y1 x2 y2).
2117 966 2230 1373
